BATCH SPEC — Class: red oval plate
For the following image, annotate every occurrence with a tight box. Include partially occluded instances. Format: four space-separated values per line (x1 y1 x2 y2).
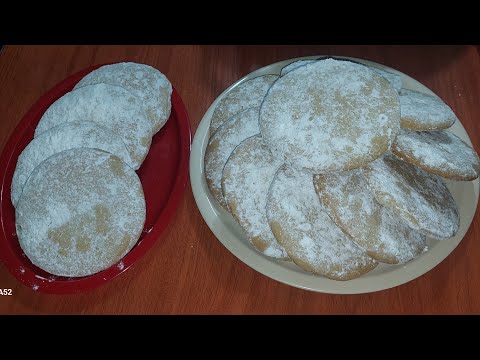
0 64 191 294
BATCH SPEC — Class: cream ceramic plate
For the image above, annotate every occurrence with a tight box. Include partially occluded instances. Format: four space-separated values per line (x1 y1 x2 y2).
190 56 480 294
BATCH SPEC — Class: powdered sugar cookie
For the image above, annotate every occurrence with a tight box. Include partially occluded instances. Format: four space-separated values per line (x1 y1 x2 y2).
205 107 260 208
74 62 172 134
399 88 457 130
222 135 288 259
260 58 400 173
314 169 426 264
209 75 278 133
365 153 459 240
392 129 480 181
35 83 152 170
11 121 131 208
267 166 377 280
15 148 145 277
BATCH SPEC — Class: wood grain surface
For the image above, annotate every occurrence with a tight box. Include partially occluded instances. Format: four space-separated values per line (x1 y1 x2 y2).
0 45 479 314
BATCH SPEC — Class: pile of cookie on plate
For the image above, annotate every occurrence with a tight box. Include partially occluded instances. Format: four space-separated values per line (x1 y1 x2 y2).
205 58 480 281
12 62 172 278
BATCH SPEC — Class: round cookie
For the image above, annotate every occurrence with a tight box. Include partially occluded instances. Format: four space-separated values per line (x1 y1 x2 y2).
365 153 459 240
205 107 260 208
399 88 457 131
15 148 146 277
267 166 377 280
74 62 172 134
314 169 426 264
259 58 400 173
392 129 480 181
11 121 131 208
209 74 278 133
222 135 288 259
35 83 152 170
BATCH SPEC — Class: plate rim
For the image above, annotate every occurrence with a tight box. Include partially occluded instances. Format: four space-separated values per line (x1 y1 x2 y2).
0 63 191 294
190 55 480 294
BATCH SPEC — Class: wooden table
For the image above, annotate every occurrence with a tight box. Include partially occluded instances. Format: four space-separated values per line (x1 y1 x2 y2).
0 45 479 314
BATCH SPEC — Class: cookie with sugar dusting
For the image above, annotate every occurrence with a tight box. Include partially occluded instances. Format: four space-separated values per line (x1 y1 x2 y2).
11 121 131 208
399 88 457 131
74 62 172 134
267 166 377 280
222 135 288 259
281 58 402 92
205 107 260 208
365 153 459 240
314 169 426 264
35 83 152 170
260 58 400 174
209 74 278 133
15 148 146 277
392 129 480 181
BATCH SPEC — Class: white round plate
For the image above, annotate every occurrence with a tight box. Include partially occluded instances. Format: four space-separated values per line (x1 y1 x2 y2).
190 56 480 294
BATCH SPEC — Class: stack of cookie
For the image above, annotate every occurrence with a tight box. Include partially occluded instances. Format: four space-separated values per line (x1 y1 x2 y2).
205 58 480 281
12 62 172 277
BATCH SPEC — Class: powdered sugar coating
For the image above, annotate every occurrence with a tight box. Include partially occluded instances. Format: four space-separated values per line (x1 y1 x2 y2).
205 107 260 208
260 58 400 173
392 129 480 181
11 121 131 208
222 136 288 259
35 83 152 170
74 62 172 134
15 148 146 277
266 166 377 280
314 169 426 264
399 89 457 130
210 75 278 133
365 153 459 240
